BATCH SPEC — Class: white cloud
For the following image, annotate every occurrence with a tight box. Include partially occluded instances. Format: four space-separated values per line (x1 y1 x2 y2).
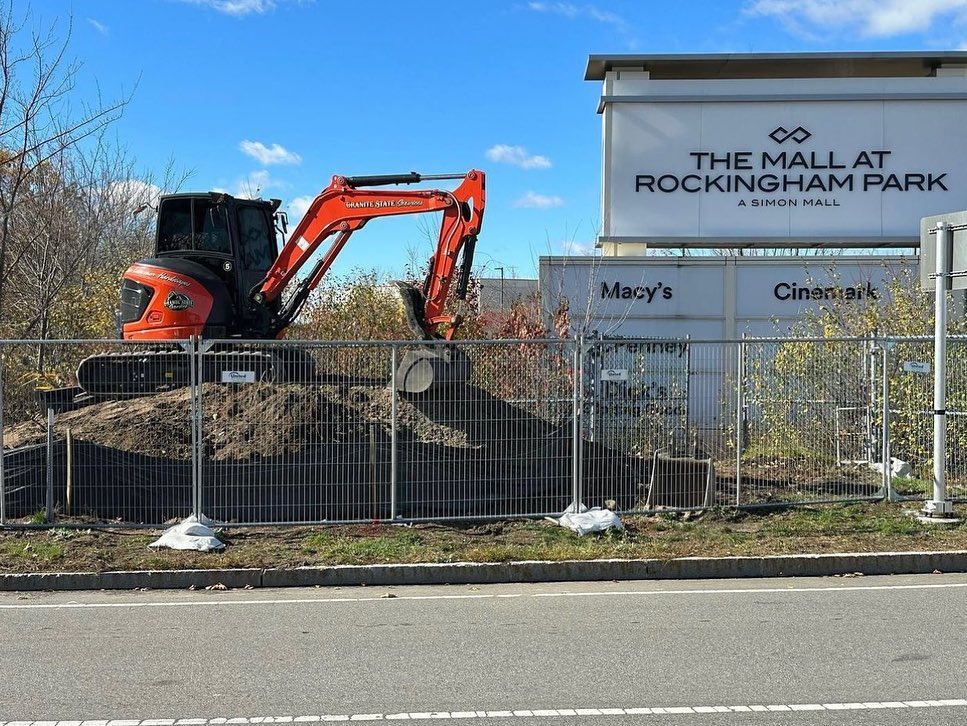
527 2 631 33
557 239 597 255
513 191 564 209
233 169 274 198
180 0 311 17
181 0 274 15
87 18 108 35
286 194 314 224
485 144 552 170
239 140 302 165
745 0 967 38
105 179 161 211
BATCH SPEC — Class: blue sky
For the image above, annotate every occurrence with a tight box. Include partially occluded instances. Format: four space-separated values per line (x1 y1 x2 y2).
23 0 967 280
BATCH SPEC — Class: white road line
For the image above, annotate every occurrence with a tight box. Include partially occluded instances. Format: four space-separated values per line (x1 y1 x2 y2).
2 581 967 610
8 701 967 723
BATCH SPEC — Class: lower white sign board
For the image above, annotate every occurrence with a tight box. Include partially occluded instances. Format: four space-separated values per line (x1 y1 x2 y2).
902 361 931 374
221 370 256 383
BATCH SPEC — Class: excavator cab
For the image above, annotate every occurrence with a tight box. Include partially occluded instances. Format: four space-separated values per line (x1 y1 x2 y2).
134 193 283 339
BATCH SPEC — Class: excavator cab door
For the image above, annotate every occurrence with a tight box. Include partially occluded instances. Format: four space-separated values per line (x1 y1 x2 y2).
234 203 279 334
235 204 277 296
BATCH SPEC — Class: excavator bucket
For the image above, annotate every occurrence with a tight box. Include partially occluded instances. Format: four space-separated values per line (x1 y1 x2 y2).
395 345 471 394
391 281 472 393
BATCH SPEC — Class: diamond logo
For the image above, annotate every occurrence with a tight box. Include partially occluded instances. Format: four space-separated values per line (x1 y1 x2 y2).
769 126 812 144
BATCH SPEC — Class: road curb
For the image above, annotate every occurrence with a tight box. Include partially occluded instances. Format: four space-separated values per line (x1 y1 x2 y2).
2 550 966 591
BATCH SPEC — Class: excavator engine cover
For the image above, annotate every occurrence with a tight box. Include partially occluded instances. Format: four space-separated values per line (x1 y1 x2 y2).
395 346 471 394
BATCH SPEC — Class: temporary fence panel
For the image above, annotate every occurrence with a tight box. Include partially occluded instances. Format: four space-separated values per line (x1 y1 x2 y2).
0 339 195 525
7 334 967 528
882 336 967 501
740 338 882 505
198 340 395 525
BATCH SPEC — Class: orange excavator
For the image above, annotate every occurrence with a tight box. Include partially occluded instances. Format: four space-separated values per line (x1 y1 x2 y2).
75 170 485 397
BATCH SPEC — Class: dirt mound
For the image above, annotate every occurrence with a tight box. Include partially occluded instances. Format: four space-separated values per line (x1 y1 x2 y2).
4 388 195 458
2 381 648 520
2 382 491 460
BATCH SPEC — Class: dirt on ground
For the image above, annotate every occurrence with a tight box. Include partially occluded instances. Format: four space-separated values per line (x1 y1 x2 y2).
2 377 648 522
2 381 495 460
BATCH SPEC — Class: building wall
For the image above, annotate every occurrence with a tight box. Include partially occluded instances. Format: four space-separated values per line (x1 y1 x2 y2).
539 255 919 431
540 255 916 339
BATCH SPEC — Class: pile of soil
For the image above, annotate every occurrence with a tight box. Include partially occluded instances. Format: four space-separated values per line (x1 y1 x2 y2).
2 380 649 521
2 382 480 460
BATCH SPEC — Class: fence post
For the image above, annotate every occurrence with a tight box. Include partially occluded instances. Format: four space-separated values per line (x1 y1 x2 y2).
684 335 692 452
571 338 583 511
390 344 398 520
735 337 745 507
46 407 55 523
880 340 894 501
0 353 5 525
191 337 202 520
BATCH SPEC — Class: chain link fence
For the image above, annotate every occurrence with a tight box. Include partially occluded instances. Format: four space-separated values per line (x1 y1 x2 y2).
0 336 962 527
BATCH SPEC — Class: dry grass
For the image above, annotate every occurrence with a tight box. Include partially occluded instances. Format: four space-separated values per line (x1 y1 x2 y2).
1 502 966 575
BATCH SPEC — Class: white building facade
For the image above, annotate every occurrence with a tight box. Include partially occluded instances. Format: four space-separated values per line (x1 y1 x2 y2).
538 53 967 436
542 52 967 337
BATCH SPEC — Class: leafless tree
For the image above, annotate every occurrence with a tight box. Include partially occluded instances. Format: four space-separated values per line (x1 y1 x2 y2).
0 2 129 325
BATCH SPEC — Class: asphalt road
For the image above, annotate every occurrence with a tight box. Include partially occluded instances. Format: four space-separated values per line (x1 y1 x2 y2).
2 574 966 724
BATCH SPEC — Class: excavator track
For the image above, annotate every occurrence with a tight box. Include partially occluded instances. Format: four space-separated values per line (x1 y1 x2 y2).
75 347 317 399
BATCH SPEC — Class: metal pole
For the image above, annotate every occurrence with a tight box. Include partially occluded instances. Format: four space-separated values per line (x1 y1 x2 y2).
369 424 377 521
880 341 894 501
735 338 744 507
926 223 954 517
684 336 691 456
0 354 5 525
191 338 201 520
390 345 398 520
46 407 55 523
571 339 582 512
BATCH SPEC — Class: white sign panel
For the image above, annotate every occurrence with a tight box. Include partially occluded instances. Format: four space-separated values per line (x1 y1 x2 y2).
734 261 904 320
540 256 914 339
599 368 629 382
607 100 967 240
221 370 256 383
541 259 726 333
903 361 931 374
920 209 967 291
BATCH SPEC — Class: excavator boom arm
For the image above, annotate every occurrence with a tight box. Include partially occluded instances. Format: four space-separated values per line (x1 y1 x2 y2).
258 170 485 338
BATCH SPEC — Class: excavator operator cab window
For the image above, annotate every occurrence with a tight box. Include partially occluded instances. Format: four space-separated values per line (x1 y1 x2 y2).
157 198 193 253
199 204 231 254
157 197 231 255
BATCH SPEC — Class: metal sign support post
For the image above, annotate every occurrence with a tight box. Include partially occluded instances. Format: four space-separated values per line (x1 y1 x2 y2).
926 223 955 518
